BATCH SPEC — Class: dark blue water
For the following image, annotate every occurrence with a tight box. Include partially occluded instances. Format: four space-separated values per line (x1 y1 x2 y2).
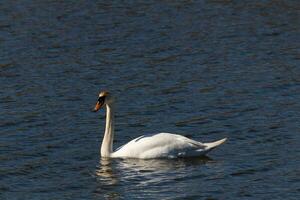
1 1 300 199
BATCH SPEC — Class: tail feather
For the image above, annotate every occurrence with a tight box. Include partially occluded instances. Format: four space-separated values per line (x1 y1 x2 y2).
204 138 227 150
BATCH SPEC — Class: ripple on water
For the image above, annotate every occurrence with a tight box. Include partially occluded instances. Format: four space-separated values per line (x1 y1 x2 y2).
1 1 300 199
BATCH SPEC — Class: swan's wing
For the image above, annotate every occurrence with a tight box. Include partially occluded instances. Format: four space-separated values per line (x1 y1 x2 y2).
112 133 207 158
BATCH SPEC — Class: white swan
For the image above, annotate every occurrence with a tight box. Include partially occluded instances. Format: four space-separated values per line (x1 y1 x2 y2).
93 91 227 159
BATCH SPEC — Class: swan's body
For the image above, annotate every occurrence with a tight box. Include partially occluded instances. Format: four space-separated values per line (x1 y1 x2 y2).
93 91 227 159
111 133 226 159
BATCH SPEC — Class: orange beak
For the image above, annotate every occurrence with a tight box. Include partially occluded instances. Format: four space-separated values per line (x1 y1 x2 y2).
92 101 104 112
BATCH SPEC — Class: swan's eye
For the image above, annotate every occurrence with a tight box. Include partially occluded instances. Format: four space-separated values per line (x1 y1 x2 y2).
98 96 105 103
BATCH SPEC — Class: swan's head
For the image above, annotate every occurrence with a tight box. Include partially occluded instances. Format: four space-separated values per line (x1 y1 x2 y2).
93 91 113 112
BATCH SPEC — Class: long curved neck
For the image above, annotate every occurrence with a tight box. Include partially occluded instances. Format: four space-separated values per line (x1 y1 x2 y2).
101 103 115 157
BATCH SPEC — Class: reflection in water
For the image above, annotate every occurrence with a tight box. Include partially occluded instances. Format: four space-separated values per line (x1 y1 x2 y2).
94 159 120 200
117 156 212 172
95 158 118 186
118 157 212 188
95 157 212 189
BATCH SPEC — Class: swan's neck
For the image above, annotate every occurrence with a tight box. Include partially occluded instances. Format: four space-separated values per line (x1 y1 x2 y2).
101 103 115 157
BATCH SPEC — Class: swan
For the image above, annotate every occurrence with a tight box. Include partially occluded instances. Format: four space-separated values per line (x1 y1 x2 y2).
93 91 227 159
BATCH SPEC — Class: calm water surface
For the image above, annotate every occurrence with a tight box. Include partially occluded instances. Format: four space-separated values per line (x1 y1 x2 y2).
1 1 300 199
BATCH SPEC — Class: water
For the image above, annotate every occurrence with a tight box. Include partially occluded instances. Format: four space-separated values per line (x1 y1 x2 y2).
1 1 299 199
